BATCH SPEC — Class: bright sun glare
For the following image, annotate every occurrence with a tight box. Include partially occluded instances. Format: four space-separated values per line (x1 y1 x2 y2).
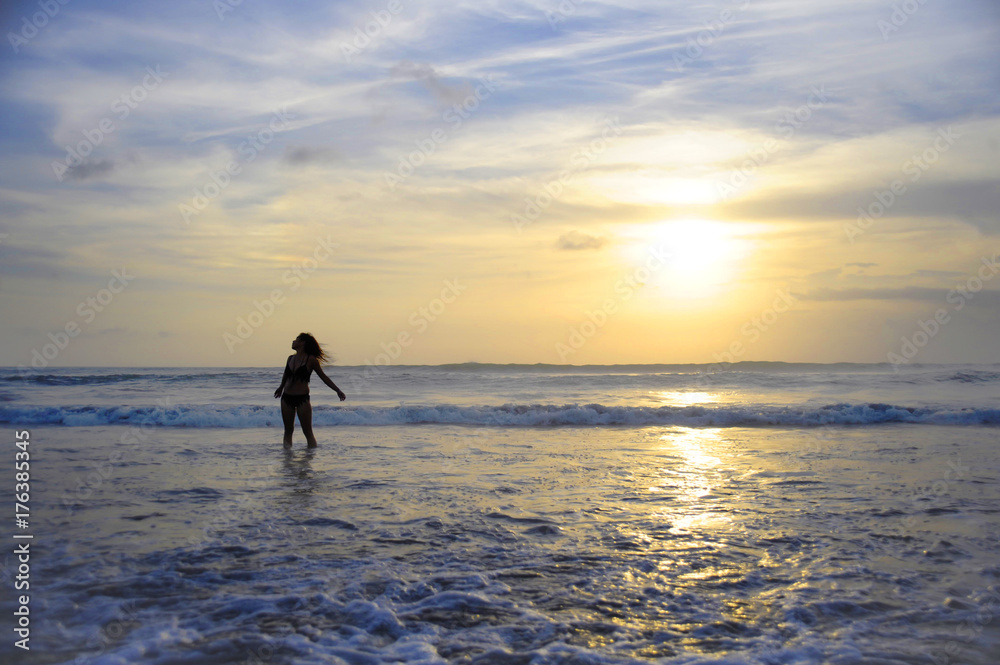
626 219 753 300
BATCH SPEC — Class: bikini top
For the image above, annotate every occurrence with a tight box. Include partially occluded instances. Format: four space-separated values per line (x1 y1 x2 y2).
285 356 314 384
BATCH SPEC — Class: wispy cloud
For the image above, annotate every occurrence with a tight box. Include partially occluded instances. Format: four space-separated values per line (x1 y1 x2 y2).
557 230 606 250
284 145 339 165
65 159 115 181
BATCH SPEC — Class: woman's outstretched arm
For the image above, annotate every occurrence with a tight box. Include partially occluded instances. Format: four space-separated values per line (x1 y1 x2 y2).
313 361 346 401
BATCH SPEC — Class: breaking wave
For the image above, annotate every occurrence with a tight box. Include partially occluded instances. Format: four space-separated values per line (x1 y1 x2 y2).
3 402 998 428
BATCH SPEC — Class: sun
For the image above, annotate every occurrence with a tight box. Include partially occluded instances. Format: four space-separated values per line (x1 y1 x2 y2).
624 219 754 300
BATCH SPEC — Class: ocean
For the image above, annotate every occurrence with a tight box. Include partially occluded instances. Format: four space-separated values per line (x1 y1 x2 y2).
0 363 998 664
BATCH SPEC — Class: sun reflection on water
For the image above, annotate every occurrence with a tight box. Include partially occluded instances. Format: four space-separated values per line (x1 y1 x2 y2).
654 390 720 406
652 427 733 533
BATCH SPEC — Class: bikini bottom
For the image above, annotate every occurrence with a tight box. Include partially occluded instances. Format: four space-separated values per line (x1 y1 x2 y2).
281 393 310 408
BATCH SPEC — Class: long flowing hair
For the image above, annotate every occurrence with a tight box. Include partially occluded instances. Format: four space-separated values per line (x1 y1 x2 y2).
298 332 330 364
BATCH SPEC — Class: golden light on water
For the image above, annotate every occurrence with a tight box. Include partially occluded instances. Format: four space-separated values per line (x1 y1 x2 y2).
654 390 720 406
651 428 733 533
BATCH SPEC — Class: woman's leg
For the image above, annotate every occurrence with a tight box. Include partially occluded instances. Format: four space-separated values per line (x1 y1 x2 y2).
280 398 295 446
297 401 318 448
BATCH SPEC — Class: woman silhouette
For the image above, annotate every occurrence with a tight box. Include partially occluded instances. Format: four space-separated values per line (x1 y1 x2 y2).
274 332 346 447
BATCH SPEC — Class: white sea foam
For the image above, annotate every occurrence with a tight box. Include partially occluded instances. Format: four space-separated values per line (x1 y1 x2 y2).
3 401 999 428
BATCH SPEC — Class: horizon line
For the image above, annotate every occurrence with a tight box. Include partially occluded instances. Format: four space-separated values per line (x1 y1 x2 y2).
3 361 995 370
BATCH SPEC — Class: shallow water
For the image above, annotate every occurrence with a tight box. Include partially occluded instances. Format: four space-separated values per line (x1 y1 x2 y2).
6 423 999 664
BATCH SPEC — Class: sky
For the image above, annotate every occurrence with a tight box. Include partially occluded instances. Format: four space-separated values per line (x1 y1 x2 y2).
0 0 998 368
